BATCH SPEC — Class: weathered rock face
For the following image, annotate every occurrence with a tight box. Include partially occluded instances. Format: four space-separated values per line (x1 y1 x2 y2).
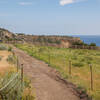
0 28 82 48
0 28 16 41
16 35 82 48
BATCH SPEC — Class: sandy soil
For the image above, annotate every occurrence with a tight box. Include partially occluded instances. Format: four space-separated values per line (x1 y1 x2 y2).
0 51 11 74
13 47 89 100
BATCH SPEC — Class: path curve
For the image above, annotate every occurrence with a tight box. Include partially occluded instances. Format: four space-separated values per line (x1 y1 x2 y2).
13 47 83 100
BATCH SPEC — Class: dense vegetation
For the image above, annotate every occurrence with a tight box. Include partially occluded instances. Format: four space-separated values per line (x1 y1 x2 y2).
15 44 100 100
73 41 96 46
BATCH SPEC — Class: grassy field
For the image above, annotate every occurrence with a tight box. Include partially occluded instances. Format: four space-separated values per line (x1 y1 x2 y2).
15 43 100 100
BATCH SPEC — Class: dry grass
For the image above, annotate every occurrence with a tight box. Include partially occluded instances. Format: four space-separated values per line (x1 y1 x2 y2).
0 51 14 75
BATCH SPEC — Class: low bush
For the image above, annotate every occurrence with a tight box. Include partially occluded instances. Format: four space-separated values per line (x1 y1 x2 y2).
72 62 84 67
90 43 96 46
0 44 7 50
22 77 35 100
7 55 16 64
0 71 35 100
8 46 12 51
77 85 87 94
72 41 86 46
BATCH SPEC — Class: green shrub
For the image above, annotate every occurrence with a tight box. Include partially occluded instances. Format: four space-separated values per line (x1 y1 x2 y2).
73 41 89 46
85 56 93 64
72 62 84 67
22 77 35 100
7 55 15 64
55 40 61 44
0 44 7 50
71 56 77 60
73 42 85 46
8 46 12 51
77 85 87 94
90 43 96 46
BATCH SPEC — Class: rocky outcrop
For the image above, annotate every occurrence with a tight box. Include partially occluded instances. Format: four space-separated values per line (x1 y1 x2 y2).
16 34 82 48
0 28 16 41
0 28 82 48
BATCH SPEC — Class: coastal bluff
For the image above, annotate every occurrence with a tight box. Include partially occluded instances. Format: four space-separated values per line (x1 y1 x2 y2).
0 28 82 48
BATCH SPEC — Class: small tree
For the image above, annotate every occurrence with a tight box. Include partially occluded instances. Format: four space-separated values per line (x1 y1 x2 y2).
72 41 84 45
90 43 96 46
55 40 61 44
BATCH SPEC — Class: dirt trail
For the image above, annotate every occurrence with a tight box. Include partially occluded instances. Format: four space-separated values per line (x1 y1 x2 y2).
13 47 86 100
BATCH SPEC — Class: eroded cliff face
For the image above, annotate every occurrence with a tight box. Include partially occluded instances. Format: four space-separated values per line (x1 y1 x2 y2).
16 35 82 48
0 28 16 41
0 28 82 48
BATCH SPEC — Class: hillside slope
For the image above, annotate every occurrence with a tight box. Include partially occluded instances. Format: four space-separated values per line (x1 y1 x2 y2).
0 28 16 41
0 28 82 48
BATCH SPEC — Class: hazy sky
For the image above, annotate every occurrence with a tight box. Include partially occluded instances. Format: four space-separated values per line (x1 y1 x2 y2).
0 0 100 35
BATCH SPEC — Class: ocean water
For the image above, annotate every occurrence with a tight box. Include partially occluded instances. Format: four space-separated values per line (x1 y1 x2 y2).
73 35 100 46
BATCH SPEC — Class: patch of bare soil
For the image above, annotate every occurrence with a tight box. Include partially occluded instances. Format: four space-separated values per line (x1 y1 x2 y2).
0 51 11 74
13 47 90 100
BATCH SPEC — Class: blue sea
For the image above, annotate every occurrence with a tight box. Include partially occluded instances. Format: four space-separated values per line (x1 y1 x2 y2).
73 35 100 46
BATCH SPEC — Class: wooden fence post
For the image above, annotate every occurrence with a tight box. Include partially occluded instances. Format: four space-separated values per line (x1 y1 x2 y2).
21 64 24 92
63 57 66 68
69 60 72 76
0 93 4 100
48 49 50 64
38 48 40 58
21 64 23 84
12 51 15 56
89 64 93 91
17 56 19 72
